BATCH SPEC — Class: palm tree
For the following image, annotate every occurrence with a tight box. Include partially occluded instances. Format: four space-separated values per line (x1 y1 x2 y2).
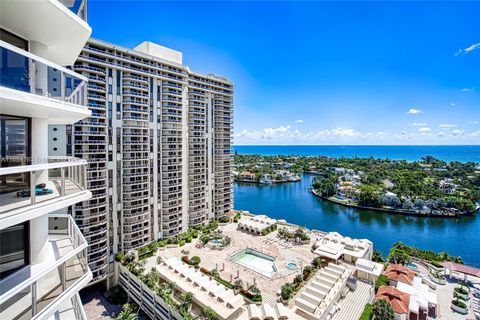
116 304 138 320
233 279 244 290
372 299 395 320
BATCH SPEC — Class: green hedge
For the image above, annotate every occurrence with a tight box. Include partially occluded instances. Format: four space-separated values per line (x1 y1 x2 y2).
359 303 372 320
375 275 390 293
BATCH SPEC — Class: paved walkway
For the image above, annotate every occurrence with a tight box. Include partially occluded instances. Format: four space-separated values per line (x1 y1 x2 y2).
80 287 122 320
331 281 373 320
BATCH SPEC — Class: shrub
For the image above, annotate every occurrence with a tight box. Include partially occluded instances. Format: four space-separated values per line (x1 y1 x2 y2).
281 283 293 301
375 275 390 293
114 252 125 263
372 299 395 320
190 256 201 266
359 303 373 320
454 287 468 295
293 274 303 284
311 257 322 268
452 299 467 308
201 306 218 320
179 240 186 247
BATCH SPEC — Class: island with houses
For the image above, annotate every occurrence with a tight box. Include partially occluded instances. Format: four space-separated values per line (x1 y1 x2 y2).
234 154 480 217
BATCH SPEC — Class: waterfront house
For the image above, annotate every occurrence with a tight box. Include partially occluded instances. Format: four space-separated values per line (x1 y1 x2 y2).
439 179 458 194
384 264 416 286
239 171 257 182
376 286 410 319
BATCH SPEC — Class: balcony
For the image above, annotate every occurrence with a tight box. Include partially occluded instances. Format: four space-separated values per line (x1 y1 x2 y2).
0 156 91 229
0 0 91 66
0 41 91 124
0 214 92 320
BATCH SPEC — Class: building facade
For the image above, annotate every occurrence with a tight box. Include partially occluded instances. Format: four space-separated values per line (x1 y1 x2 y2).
49 39 234 284
0 0 93 319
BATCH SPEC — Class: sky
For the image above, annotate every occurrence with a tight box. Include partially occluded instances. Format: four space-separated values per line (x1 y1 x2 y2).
88 1 479 145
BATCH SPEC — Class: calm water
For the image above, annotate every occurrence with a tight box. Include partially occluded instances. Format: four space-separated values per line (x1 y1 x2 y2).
234 174 480 267
234 145 480 163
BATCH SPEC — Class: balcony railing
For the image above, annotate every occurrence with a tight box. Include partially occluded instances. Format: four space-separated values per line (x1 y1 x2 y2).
0 40 87 107
0 214 91 320
0 156 88 216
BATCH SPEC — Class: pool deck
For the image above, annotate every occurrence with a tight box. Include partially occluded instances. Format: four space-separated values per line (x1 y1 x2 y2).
154 222 318 300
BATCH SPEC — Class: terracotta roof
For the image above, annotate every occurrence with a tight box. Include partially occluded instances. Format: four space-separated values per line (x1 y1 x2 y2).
442 261 480 277
240 171 256 177
384 264 416 285
376 286 410 315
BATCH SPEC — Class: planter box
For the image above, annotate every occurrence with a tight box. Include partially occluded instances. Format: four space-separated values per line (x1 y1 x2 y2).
454 291 469 300
451 303 468 314
429 273 446 285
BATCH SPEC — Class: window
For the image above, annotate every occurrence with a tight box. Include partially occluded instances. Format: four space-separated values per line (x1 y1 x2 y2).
0 115 31 195
0 222 29 279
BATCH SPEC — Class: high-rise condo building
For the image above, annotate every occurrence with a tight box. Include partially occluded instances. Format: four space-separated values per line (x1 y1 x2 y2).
0 0 93 319
49 39 234 284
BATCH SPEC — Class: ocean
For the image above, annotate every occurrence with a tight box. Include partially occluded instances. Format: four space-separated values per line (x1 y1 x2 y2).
233 145 480 163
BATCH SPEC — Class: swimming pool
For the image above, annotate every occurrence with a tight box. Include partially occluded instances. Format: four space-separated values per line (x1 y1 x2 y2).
406 262 418 270
230 248 277 278
287 262 298 270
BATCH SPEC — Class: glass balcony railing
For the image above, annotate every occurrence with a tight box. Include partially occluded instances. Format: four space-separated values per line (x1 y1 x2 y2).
0 156 88 215
0 40 87 107
0 214 91 320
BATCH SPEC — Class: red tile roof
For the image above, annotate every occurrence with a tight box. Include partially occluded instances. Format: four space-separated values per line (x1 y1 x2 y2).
376 286 410 315
384 264 416 285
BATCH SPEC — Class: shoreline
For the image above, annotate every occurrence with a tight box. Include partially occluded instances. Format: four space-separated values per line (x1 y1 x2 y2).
235 179 301 185
310 189 474 218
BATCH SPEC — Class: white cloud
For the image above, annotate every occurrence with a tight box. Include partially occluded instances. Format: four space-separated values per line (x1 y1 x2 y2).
437 132 445 137
469 130 480 137
411 122 427 127
470 120 479 124
455 42 480 55
461 87 475 92
294 119 304 123
452 129 465 136
407 108 422 114
418 127 431 133
439 124 457 129
449 103 456 107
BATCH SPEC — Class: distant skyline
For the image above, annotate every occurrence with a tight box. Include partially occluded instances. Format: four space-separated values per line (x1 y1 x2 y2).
89 1 479 145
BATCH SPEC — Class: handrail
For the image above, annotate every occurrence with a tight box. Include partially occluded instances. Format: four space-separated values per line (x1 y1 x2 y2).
0 40 87 82
0 214 88 304
0 156 86 175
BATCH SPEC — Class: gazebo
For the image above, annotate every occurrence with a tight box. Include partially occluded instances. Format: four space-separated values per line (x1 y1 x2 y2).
442 261 480 283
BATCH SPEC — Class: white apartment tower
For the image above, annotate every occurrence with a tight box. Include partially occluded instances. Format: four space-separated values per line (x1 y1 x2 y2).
50 39 234 284
0 0 93 319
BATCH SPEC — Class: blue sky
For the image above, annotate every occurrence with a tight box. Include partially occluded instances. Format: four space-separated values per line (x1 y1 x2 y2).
88 1 479 145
